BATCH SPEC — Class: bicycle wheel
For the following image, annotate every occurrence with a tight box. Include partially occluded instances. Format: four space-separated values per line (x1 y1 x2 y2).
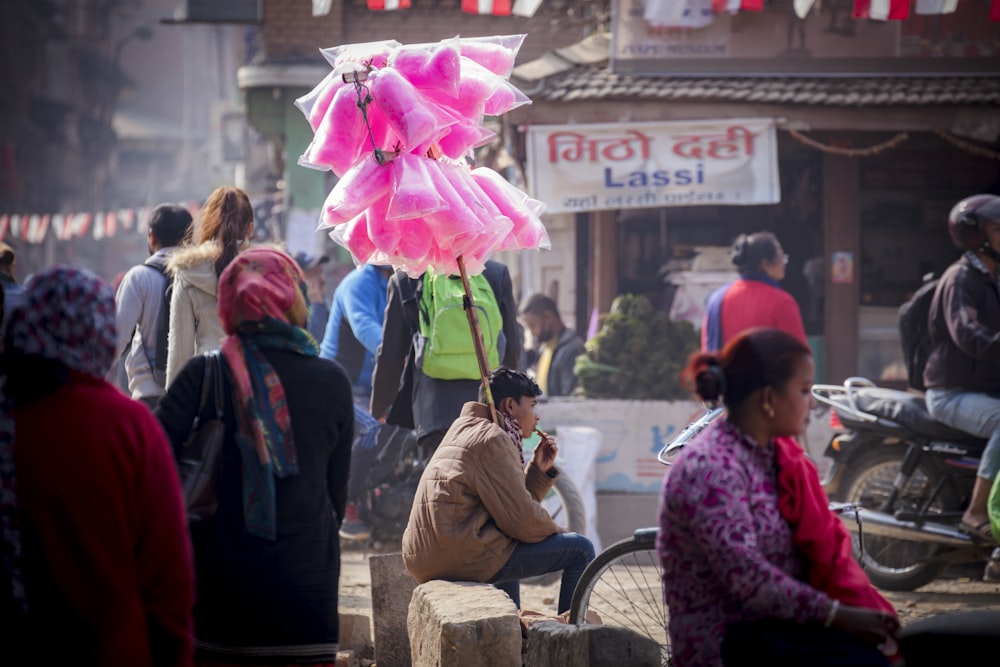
569 529 669 665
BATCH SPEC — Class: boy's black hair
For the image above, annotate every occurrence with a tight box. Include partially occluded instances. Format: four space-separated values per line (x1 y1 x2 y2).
149 204 194 248
479 367 542 404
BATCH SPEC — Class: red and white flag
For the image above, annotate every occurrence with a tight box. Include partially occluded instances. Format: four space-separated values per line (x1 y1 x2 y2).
0 214 9 241
854 0 910 19
462 0 512 15
367 0 410 9
9 215 22 239
71 213 93 238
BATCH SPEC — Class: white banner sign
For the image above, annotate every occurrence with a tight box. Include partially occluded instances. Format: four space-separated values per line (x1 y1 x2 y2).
525 118 780 214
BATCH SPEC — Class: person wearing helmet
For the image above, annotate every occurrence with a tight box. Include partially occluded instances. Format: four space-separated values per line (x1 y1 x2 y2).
924 193 1000 552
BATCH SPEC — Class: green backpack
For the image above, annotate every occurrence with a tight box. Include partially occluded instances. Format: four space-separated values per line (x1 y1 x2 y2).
417 272 501 380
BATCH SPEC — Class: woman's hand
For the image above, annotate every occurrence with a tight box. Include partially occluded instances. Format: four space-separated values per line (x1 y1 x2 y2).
531 433 558 474
831 604 900 646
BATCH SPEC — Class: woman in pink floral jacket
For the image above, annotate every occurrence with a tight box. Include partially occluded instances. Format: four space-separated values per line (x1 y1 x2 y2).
657 328 898 667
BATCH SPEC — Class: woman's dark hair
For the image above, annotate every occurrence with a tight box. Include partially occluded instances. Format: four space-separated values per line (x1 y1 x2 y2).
194 186 254 278
481 367 542 404
731 231 781 273
681 328 811 410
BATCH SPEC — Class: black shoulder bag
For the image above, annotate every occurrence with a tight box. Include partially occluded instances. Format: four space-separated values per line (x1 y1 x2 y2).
177 351 226 522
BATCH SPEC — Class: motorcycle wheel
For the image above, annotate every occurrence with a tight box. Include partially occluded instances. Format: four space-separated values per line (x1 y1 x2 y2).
833 444 957 591
522 474 589 587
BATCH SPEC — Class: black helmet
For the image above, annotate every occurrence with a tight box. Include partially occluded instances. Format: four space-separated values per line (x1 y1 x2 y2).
947 194 1000 251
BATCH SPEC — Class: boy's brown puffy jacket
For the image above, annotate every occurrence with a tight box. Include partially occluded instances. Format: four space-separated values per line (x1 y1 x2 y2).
402 402 560 584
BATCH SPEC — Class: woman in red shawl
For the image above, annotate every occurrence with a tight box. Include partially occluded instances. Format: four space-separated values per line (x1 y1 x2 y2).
0 265 194 666
156 247 354 666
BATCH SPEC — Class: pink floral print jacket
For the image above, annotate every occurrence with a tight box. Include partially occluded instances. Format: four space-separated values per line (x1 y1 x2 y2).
656 419 832 667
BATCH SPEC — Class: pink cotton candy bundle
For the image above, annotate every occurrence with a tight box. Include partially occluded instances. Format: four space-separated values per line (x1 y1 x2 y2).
437 163 509 260
295 71 344 132
459 35 524 78
329 211 377 265
386 153 448 220
387 38 461 98
436 120 495 160
369 67 456 151
484 80 531 117
321 39 400 71
421 161 487 253
318 156 393 228
310 34 546 275
300 83 368 176
470 167 550 251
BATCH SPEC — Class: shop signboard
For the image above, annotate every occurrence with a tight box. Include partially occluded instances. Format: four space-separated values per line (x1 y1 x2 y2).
525 118 779 214
538 398 836 493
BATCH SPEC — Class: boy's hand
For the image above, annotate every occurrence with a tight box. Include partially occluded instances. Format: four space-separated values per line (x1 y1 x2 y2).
532 433 558 473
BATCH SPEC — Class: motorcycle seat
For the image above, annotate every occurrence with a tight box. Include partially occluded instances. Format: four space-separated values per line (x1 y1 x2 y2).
849 387 985 444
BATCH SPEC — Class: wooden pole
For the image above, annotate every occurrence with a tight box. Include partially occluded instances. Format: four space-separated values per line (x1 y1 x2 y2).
456 255 500 426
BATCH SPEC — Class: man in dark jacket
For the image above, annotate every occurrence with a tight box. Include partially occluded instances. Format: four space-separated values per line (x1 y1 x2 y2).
371 260 522 460
519 293 586 397
923 193 1000 549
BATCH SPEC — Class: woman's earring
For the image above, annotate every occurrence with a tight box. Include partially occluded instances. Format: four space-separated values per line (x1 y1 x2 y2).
763 404 775 418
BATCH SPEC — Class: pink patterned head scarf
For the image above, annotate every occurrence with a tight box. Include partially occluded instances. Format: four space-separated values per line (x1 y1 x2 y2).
4 265 116 377
217 247 317 540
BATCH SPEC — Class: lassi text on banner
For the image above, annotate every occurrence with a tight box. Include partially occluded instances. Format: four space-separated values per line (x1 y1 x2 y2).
525 118 779 213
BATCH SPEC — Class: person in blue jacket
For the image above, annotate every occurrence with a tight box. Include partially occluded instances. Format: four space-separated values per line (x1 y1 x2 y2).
320 263 393 405
320 262 392 540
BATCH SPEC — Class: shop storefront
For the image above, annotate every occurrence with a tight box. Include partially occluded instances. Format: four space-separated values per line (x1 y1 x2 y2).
509 6 1000 384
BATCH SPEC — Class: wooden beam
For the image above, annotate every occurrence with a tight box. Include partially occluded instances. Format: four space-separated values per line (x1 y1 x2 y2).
591 210 617 316
822 152 860 384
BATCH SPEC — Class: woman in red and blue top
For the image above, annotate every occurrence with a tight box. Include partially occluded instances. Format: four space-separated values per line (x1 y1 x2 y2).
701 231 806 352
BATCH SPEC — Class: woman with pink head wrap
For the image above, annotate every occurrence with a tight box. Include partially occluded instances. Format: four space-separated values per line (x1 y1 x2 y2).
156 247 355 667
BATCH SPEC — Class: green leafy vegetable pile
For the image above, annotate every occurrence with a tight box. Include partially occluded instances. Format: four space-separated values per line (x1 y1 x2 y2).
574 294 698 400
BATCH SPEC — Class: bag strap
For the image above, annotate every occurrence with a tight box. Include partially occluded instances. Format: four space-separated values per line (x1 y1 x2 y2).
188 351 215 434
209 351 225 420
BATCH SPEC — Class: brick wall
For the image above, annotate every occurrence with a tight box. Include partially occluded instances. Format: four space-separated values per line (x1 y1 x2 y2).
263 0 592 65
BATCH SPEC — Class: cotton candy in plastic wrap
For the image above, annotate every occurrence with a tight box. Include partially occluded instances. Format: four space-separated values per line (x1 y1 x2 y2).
318 156 393 229
422 57 503 122
470 167 550 251
458 34 525 78
294 70 344 132
299 83 368 176
484 80 531 117
386 153 448 221
321 39 400 73
304 34 548 276
329 211 377 265
369 67 457 151
386 37 461 98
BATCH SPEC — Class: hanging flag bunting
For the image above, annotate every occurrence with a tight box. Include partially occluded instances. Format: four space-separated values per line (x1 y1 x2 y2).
119 208 135 230
0 215 8 241
462 0 512 15
367 0 410 9
93 212 105 240
105 210 118 238
794 0 819 17
9 215 22 240
914 0 957 13
51 214 66 240
866 0 910 20
512 0 543 16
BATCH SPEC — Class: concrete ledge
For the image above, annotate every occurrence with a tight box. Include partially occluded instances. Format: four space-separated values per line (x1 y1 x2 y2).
526 621 662 666
407 580 521 667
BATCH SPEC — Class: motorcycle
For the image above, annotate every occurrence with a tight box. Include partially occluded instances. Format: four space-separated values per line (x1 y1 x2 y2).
812 377 994 591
